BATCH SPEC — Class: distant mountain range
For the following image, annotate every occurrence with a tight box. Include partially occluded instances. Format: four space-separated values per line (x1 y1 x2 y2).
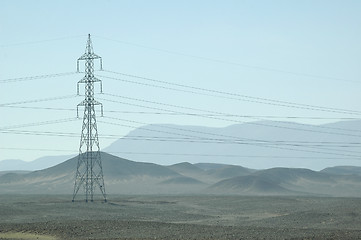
0 155 74 171
1 120 361 171
1 152 361 197
104 120 361 170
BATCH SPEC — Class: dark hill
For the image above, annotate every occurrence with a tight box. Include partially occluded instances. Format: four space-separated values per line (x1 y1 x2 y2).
160 176 204 185
194 163 233 171
25 152 180 180
0 152 181 194
207 175 294 195
207 165 255 179
167 162 204 176
166 162 213 183
253 168 335 184
167 162 255 184
206 167 361 197
2 154 361 196
102 153 180 179
0 172 26 184
0 170 30 176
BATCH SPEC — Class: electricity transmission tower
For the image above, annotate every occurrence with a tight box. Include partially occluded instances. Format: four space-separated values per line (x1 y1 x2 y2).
72 34 107 202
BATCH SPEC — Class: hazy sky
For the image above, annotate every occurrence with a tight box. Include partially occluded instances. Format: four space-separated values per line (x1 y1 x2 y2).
0 0 361 165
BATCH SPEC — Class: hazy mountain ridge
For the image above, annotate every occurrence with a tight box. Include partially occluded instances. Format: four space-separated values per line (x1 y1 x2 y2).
2 120 361 171
0 155 74 171
104 120 361 170
1 153 361 197
205 167 361 196
207 175 298 195
1 120 361 196
321 166 361 175
0 170 30 176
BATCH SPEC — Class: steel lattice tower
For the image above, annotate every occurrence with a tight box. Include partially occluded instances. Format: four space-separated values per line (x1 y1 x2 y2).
72 34 106 202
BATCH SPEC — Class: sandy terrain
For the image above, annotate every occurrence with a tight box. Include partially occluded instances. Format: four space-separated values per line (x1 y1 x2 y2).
0 194 361 239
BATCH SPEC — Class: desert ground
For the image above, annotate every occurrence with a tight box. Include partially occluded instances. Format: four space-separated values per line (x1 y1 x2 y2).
0 194 361 239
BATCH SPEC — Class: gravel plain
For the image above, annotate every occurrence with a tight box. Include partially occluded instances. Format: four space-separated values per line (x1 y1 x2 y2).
0 194 361 239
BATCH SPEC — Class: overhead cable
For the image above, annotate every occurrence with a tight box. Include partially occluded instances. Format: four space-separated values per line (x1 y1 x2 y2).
93 36 358 83
100 94 361 137
0 72 79 84
100 117 361 158
98 71 361 116
0 95 78 107
0 35 86 48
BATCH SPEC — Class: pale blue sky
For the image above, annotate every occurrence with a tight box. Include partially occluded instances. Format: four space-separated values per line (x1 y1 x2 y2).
0 0 361 165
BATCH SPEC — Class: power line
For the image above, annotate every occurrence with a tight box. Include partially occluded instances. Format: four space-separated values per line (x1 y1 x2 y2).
101 111 360 120
1 147 359 161
100 118 361 158
92 36 359 83
1 146 360 161
0 35 86 48
0 36 359 165
98 71 361 116
1 104 359 122
255 118 361 134
0 71 349 140
106 151 361 161
0 105 75 111
1 100 358 157
0 147 76 153
0 118 78 130
0 72 79 84
0 94 78 107
100 96 361 138
100 117 361 158
0 117 359 158
0 129 79 138
1 129 360 148
100 112 359 120
100 94 361 137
